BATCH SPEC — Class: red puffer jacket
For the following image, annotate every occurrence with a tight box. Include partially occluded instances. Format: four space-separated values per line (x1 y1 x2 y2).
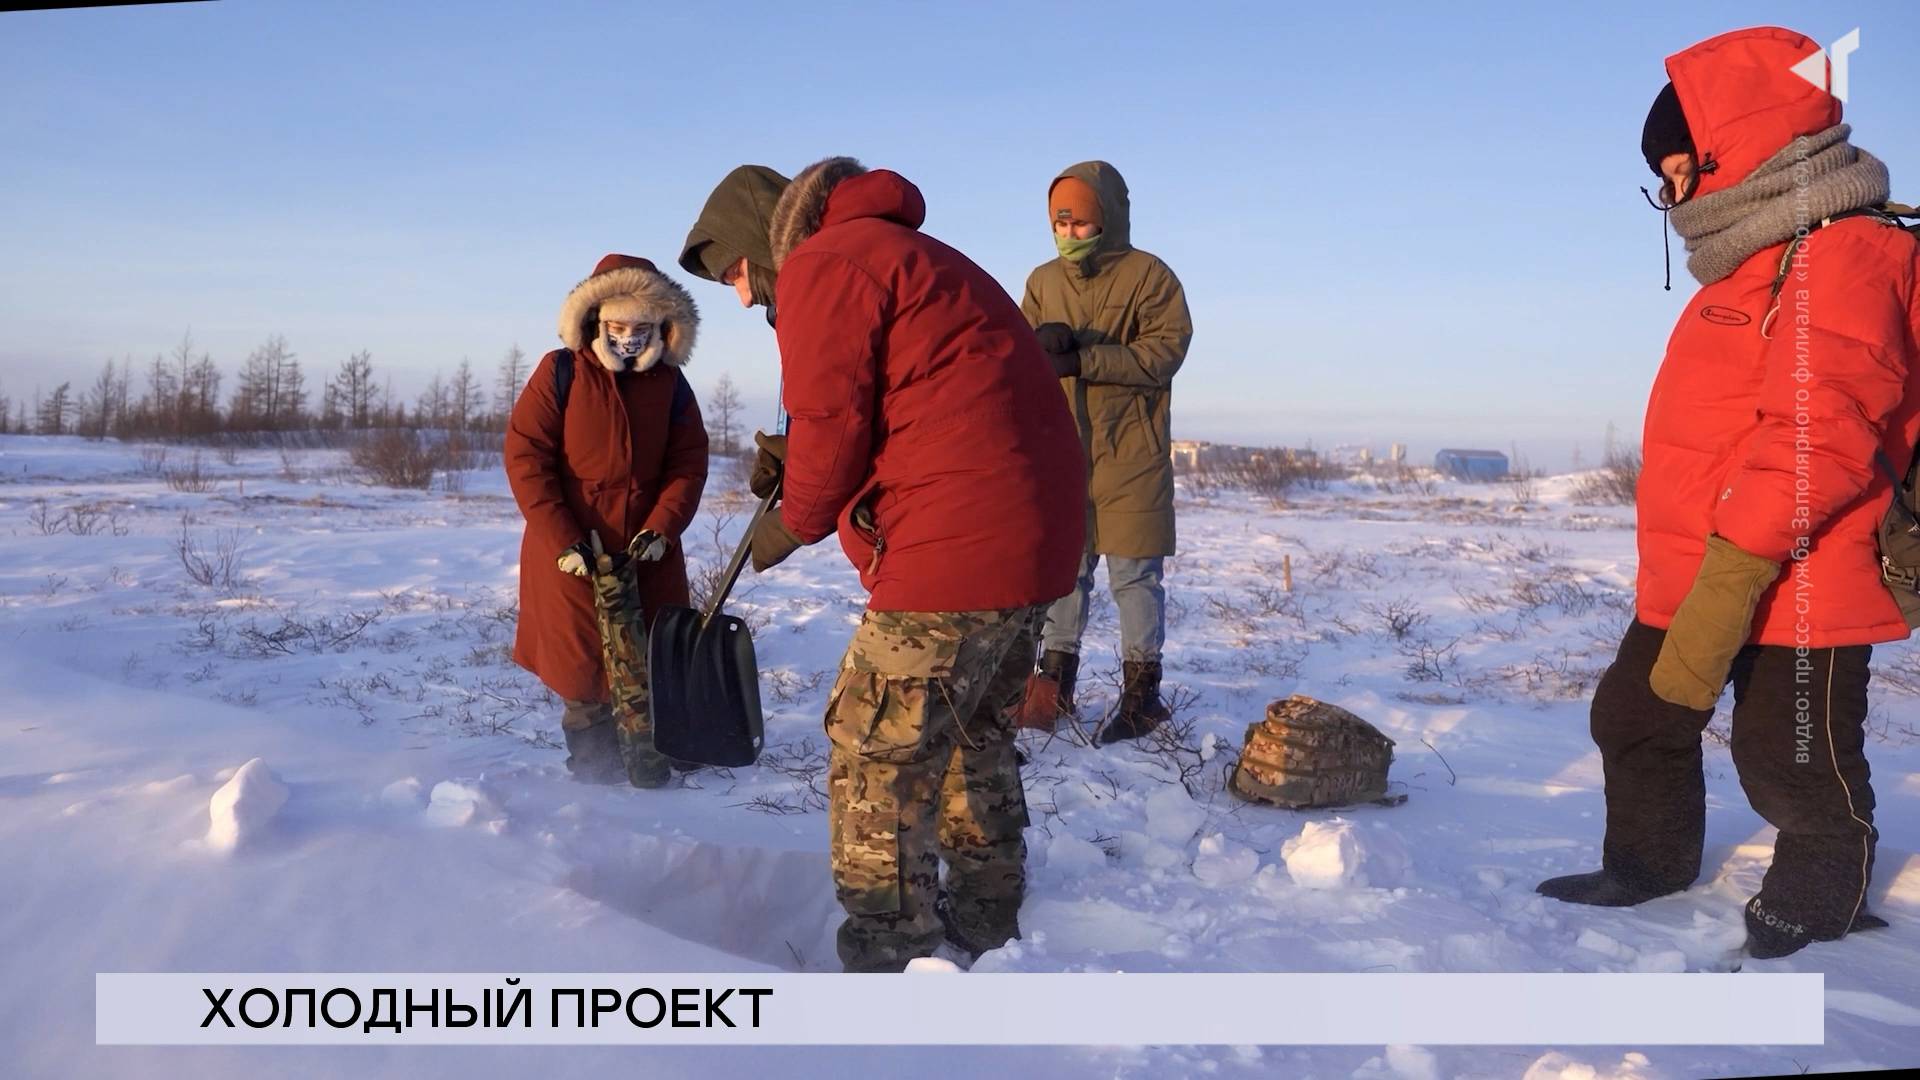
1637 27 1920 647
769 161 1087 612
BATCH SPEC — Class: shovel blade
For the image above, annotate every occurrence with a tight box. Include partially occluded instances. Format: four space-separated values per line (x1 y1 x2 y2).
647 604 764 767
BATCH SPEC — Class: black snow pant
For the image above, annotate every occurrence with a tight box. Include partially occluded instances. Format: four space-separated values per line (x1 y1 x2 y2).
1590 621 1878 946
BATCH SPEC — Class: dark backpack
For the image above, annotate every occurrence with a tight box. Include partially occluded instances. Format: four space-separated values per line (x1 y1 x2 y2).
550 347 696 422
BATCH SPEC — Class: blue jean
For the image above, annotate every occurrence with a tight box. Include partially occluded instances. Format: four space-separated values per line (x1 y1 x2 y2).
1040 552 1166 662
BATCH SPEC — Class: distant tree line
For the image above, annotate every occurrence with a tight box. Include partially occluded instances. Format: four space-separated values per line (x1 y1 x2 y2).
0 333 536 440
0 334 753 454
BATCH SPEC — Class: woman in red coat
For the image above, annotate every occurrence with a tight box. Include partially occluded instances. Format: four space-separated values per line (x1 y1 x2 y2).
1539 27 1920 959
505 254 709 787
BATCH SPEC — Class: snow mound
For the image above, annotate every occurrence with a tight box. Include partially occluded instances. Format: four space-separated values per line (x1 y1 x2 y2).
1145 786 1206 845
205 758 288 852
1521 1051 1653 1080
1114 829 1185 870
904 956 962 974
380 777 426 810
1192 833 1259 887
1282 819 1369 889
425 780 502 829
141 774 195 796
1045 832 1108 877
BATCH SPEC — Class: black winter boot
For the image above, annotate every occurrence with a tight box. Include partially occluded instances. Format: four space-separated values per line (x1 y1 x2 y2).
1097 660 1171 746
563 721 626 785
1744 897 1891 959
1536 869 1686 908
935 891 1020 963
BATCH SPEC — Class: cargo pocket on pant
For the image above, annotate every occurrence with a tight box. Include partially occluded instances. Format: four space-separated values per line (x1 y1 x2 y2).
832 798 904 916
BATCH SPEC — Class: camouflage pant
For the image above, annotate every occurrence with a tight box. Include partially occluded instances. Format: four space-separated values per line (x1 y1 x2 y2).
825 605 1041 972
589 552 669 787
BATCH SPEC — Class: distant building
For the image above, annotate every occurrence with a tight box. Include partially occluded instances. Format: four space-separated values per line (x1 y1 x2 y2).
1169 440 1315 473
1433 448 1510 481
1170 439 1209 472
1389 442 1407 464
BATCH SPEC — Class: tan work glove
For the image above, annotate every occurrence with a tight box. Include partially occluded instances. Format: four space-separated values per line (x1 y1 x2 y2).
749 431 787 500
1648 535 1782 709
749 513 805 572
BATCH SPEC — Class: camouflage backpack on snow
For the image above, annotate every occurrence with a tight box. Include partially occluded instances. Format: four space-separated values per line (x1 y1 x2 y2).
1229 696 1402 810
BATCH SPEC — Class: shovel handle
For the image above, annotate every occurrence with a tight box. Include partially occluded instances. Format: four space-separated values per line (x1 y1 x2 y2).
701 481 781 631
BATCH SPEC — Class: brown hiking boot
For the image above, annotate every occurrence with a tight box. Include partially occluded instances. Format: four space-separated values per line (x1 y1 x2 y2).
1097 660 1171 746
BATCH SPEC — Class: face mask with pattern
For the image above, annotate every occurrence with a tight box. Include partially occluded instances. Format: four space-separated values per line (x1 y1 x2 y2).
603 322 655 365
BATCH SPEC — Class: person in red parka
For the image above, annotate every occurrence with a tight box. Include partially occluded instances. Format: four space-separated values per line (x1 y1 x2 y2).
680 157 1087 971
1538 27 1920 959
505 254 709 788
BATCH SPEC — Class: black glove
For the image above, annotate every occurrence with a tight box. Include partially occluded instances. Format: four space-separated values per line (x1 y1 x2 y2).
1034 322 1076 354
1047 349 1081 378
750 513 805 572
627 530 670 563
750 430 787 500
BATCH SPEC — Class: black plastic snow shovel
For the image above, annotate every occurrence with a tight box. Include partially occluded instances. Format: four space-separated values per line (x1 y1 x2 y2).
646 487 776 768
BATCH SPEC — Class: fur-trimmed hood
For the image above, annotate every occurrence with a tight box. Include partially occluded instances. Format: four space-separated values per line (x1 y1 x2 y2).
769 157 927 269
556 253 699 373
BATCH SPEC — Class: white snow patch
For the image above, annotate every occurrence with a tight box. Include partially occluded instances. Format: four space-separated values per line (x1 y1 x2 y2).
903 956 962 974
1145 785 1207 845
424 780 501 829
1191 833 1259 887
1826 988 1920 1026
1521 1050 1653 1079
1283 819 1369 889
1114 830 1186 871
1384 1044 1441 1080
140 774 196 795
1574 929 1633 961
205 758 288 852
1045 832 1108 878
1629 949 1687 973
380 777 427 810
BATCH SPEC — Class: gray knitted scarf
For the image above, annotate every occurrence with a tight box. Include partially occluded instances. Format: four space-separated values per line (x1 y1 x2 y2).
1666 124 1889 285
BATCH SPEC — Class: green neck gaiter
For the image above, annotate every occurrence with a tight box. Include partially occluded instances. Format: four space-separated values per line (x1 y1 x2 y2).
1055 232 1101 263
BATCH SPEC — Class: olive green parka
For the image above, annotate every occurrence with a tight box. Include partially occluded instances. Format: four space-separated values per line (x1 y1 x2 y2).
1020 161 1192 558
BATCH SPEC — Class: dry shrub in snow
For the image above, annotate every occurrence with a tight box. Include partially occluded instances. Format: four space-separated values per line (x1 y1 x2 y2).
350 429 443 489
1572 446 1641 506
164 450 217 493
177 520 246 590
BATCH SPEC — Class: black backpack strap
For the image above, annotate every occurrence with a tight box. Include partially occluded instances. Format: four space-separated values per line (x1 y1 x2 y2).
552 348 574 413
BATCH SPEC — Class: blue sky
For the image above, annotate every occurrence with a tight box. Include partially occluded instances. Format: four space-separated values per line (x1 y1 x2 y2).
2 0 1914 468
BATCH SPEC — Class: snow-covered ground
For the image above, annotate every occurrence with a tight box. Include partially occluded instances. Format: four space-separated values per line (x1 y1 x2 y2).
3 433 1918 1079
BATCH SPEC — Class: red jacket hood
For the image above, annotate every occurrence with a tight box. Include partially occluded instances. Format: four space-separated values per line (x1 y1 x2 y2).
822 170 928 233
1666 26 1842 198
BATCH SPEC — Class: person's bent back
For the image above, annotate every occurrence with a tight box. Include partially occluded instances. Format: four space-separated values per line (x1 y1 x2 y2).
768 157 1085 609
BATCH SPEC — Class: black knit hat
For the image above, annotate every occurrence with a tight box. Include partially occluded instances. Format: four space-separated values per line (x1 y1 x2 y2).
1641 81 1694 176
